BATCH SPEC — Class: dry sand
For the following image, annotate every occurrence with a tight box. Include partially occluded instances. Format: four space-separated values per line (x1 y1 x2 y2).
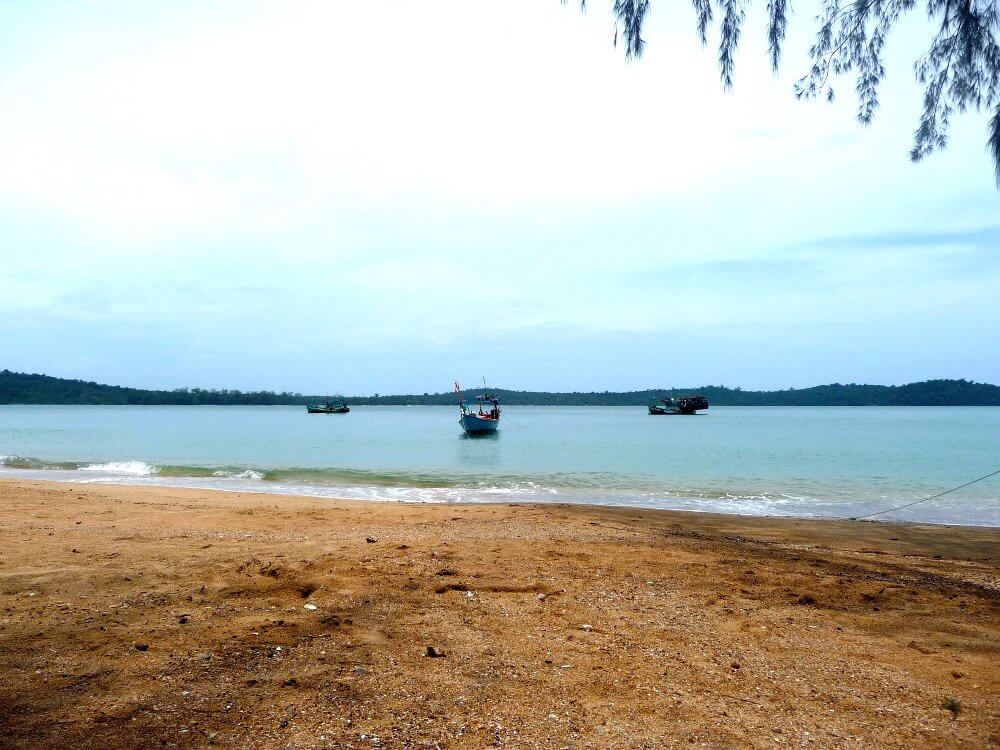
0 478 997 749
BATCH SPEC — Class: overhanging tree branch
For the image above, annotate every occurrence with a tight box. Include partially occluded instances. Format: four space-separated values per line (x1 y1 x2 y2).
565 0 1000 185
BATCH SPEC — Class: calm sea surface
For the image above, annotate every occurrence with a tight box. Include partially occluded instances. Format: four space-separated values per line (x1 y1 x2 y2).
1 405 998 526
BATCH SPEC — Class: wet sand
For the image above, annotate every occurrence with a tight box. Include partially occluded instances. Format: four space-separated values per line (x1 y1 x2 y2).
0 479 997 749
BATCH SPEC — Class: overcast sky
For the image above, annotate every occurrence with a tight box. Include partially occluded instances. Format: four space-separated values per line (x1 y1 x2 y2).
1 1 997 394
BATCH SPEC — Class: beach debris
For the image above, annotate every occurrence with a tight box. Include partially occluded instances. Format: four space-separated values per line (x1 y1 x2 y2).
465 591 474 598
941 697 962 720
279 719 289 728
435 568 458 577
581 624 593 632
861 588 885 603
304 603 318 611
425 646 445 658
536 593 547 602
134 643 149 652
199 652 212 661
435 582 468 594
366 537 377 544
797 595 816 606
548 714 559 721
178 614 190 624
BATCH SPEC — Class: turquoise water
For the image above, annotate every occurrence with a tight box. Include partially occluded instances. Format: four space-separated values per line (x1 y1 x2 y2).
1 405 998 525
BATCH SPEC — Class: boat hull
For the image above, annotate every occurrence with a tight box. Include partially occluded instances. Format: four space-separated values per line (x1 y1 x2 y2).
649 396 708 415
648 405 697 415
307 405 350 414
460 414 499 434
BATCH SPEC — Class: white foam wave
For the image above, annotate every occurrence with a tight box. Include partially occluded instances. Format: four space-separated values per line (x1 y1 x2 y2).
79 461 156 476
0 461 994 526
213 469 265 480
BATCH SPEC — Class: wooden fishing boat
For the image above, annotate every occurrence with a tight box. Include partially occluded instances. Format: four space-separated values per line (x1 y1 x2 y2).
455 381 500 434
648 395 708 415
306 399 350 414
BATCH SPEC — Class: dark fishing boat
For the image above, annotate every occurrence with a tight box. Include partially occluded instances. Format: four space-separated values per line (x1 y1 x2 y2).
306 398 350 414
648 395 708 415
455 381 500 434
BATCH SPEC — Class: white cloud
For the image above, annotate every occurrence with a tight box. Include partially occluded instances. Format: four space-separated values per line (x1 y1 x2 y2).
0 1 996 390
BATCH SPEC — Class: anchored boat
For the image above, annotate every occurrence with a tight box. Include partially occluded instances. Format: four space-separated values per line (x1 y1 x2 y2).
306 398 350 414
648 395 708 415
455 381 500 435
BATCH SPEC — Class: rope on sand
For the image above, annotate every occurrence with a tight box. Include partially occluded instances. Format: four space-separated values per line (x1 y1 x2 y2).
847 467 1000 521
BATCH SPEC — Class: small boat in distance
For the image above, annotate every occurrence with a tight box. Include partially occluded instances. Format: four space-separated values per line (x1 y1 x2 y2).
306 398 350 414
455 381 500 434
648 395 709 415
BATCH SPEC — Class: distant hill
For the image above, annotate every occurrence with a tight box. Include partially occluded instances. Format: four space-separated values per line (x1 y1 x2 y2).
2 370 999 406
351 380 1000 406
0 370 305 406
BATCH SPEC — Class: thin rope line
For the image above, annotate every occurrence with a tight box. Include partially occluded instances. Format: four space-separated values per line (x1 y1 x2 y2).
848 467 1000 521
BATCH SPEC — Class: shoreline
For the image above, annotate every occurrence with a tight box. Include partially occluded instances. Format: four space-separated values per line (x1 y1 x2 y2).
6 476 996 550
3 470 996 529
1 478 997 748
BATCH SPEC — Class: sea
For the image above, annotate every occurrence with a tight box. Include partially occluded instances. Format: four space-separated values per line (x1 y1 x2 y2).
1 405 998 526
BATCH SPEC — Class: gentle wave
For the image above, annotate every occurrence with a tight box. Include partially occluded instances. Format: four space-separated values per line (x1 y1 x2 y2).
0 455 807 499
1 453 996 525
212 468 265 480
79 461 156 476
0 455 82 471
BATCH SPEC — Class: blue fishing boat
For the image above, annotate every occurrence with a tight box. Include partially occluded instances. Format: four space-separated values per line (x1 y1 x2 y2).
455 381 500 435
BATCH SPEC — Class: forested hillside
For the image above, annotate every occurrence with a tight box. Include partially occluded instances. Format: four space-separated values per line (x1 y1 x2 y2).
3 370 998 406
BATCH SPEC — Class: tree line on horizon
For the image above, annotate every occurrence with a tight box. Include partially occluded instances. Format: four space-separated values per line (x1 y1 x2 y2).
2 370 999 406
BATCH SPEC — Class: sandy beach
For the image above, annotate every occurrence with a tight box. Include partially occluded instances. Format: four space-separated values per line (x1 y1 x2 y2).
0 479 997 749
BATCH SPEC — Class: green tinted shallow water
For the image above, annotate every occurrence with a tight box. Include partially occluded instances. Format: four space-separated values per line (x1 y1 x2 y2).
1 405 997 525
